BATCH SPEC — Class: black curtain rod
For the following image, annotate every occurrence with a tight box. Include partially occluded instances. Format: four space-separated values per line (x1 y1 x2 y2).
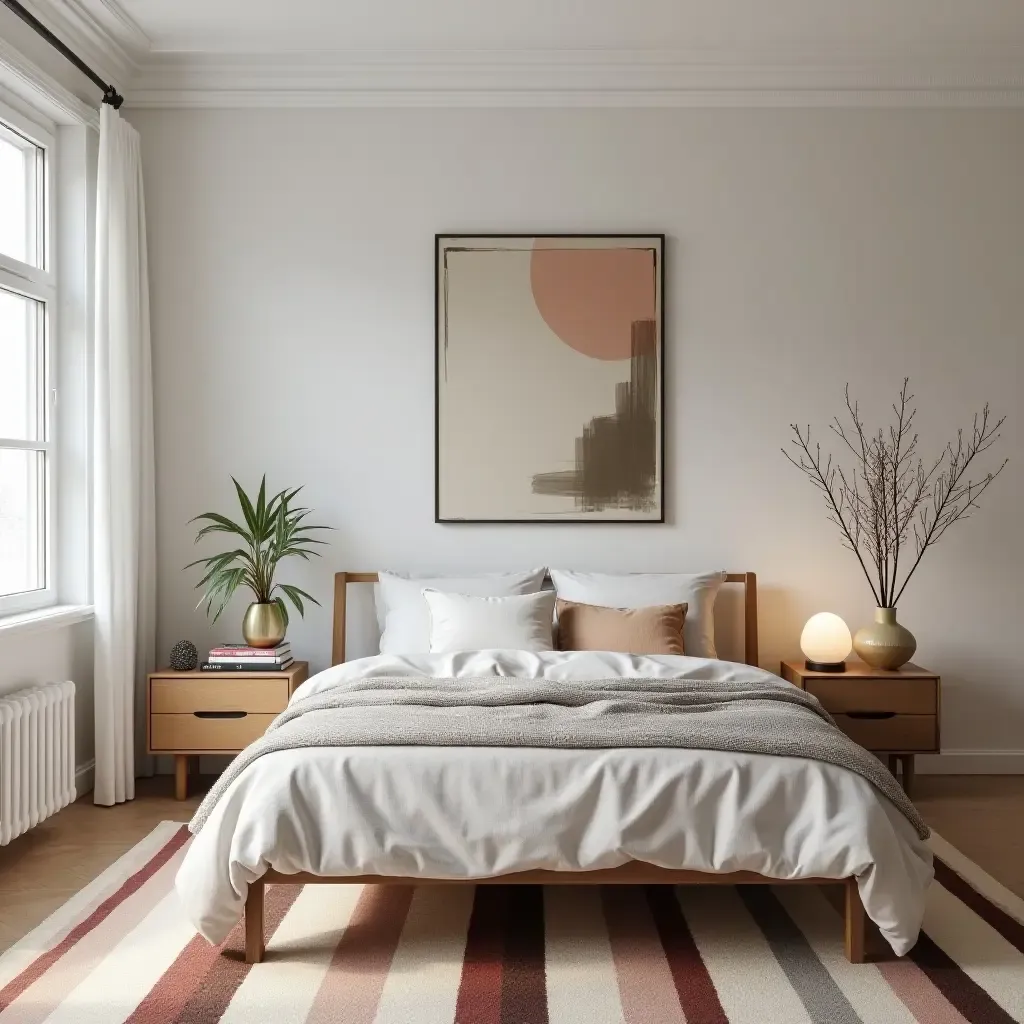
1 0 123 108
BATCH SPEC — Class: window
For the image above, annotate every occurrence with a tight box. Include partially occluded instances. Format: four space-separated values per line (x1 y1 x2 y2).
0 106 54 616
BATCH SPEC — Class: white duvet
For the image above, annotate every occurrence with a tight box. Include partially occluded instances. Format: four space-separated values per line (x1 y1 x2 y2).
176 651 933 954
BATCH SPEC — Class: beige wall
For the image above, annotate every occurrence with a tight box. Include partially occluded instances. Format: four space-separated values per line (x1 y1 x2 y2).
128 107 1023 766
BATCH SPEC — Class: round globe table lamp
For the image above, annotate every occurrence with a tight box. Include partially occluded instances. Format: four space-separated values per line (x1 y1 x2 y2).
800 612 852 673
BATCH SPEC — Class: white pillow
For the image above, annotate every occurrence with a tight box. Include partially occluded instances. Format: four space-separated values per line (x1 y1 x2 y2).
548 570 727 659
423 590 557 654
376 569 547 653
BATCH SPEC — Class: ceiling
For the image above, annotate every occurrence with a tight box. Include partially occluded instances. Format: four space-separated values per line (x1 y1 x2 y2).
18 0 1024 107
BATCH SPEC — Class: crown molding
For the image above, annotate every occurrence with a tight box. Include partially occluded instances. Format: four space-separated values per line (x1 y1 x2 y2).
0 33 98 126
88 0 150 54
10 5 1024 111
125 48 1024 108
16 0 146 90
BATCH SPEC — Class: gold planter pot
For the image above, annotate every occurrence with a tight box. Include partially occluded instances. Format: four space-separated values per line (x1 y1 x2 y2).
853 607 916 670
242 602 286 649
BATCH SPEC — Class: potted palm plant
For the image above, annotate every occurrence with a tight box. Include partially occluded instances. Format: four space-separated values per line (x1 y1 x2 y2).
783 380 1007 669
186 477 332 647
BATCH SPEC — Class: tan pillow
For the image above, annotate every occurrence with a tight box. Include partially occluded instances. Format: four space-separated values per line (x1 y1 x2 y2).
555 599 687 656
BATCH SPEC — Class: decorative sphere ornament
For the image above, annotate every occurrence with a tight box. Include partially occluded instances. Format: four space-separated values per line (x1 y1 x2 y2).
169 640 198 672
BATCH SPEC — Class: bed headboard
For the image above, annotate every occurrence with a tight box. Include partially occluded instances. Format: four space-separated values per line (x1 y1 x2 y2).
331 572 758 668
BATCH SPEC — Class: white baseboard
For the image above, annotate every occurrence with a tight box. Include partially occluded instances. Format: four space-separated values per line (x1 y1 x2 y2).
74 758 95 796
916 750 1024 774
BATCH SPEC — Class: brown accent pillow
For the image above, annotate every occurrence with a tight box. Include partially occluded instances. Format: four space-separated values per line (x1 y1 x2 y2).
555 599 687 656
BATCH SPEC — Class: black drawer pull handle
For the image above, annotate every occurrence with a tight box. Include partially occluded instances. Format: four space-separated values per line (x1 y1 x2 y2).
193 711 248 719
846 711 897 720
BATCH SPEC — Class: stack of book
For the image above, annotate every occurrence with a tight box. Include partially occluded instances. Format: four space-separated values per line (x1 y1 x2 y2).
200 643 294 672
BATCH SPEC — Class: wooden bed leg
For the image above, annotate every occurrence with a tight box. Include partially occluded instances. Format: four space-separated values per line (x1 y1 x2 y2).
245 881 265 964
845 878 866 963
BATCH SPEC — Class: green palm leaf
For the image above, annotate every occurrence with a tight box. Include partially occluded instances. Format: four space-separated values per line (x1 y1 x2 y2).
273 583 321 616
191 513 251 543
255 476 267 535
231 477 260 539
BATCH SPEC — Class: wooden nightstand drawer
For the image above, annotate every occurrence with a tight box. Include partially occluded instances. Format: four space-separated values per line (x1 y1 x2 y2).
147 662 308 799
150 676 289 714
150 712 278 752
780 659 940 795
832 712 937 752
803 677 937 715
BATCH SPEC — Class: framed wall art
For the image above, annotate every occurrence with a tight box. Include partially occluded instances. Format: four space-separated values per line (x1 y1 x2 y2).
435 234 665 523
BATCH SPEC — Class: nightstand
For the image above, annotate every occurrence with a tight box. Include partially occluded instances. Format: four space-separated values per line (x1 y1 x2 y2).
780 659 940 797
147 661 309 799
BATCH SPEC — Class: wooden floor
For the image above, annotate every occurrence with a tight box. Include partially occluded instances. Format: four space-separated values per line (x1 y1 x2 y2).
0 774 1022 955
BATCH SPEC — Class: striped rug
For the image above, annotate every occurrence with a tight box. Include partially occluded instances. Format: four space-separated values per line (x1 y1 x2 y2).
1 823 1022 1023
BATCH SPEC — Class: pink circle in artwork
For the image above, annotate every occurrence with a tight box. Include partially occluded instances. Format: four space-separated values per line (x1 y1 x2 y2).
530 242 657 360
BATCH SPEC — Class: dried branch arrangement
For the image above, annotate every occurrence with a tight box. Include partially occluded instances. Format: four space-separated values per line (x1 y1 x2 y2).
783 379 1007 608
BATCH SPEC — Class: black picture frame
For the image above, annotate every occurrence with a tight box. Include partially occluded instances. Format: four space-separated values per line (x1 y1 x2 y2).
435 233 666 524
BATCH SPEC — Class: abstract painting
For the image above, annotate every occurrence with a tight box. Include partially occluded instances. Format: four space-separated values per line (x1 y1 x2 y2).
436 234 664 522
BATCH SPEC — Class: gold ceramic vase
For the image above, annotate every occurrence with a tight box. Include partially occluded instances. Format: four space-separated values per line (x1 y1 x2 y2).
242 601 286 648
853 607 916 670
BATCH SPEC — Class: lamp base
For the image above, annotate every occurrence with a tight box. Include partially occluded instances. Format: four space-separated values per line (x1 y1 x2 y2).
805 659 846 673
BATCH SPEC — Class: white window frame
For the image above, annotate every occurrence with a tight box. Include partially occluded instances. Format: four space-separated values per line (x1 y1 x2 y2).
0 97 57 617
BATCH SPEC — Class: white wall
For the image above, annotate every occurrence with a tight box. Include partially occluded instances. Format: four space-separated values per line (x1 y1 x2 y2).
0 622 94 773
128 107 1022 762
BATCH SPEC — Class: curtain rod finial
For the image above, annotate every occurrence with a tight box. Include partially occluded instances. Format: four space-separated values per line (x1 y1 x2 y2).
102 85 124 109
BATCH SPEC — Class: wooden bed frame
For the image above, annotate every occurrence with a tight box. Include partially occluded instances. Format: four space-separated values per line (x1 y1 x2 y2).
244 570 867 965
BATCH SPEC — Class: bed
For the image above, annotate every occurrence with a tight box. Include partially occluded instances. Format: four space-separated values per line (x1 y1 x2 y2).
176 571 933 966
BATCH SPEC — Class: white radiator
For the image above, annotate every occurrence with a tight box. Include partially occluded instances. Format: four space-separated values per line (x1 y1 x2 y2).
0 681 76 846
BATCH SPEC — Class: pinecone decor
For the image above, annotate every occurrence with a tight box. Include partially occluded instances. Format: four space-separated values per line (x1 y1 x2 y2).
169 640 198 672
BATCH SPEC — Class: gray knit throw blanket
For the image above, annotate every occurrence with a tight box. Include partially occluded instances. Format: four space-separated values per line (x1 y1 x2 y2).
189 675 928 839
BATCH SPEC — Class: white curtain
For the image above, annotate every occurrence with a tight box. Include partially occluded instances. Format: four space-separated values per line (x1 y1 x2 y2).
93 105 157 806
